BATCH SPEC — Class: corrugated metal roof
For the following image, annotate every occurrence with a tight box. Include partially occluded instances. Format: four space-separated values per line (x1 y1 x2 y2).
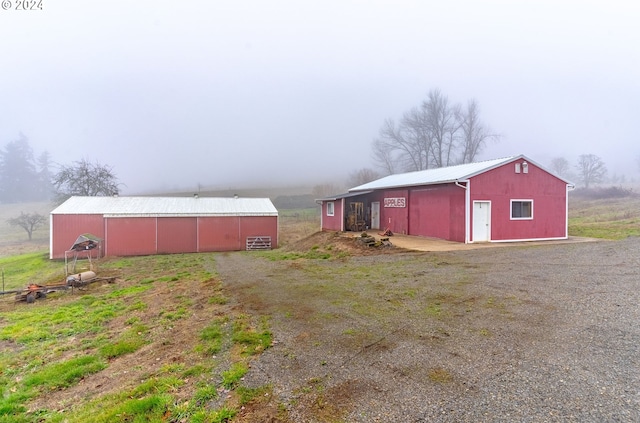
50 196 279 217
315 191 374 203
349 156 520 191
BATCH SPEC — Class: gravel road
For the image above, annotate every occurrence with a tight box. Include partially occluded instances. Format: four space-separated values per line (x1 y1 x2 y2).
215 236 640 422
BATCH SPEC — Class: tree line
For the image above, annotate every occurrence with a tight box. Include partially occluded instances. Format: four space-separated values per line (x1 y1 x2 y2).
0 134 121 205
372 89 499 174
317 89 640 195
1 134 122 240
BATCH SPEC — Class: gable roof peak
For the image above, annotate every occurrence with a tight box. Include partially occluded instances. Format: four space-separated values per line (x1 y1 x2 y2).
349 155 525 192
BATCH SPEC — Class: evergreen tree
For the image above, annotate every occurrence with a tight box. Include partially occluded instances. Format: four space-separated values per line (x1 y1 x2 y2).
0 134 40 203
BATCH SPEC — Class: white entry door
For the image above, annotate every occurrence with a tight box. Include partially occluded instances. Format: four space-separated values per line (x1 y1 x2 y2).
371 202 380 230
472 201 491 242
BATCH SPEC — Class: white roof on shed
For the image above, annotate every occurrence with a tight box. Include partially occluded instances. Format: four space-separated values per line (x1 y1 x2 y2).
349 156 520 191
51 196 278 217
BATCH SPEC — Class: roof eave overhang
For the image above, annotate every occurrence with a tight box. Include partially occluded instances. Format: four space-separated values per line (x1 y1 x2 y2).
315 190 374 203
349 179 463 192
103 213 278 218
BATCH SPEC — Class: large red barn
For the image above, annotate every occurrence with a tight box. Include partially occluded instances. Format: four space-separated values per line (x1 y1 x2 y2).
49 196 278 259
317 155 574 243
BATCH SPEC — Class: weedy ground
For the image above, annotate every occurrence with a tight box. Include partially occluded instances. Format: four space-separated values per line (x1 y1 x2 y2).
0 196 638 422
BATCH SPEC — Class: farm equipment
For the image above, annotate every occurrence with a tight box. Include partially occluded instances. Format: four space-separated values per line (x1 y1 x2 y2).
346 202 366 232
65 233 102 274
1 271 116 303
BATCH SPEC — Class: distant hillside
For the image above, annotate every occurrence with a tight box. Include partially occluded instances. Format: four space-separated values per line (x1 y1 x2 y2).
138 185 319 210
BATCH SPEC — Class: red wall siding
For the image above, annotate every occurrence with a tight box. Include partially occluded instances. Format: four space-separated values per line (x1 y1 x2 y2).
379 189 409 234
157 217 197 254
198 216 242 251
449 189 466 242
50 214 105 259
52 214 279 258
198 216 278 251
106 217 157 256
320 200 344 231
238 216 279 248
408 184 465 241
470 161 567 241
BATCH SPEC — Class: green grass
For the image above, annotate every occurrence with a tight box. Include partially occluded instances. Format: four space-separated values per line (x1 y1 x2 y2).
0 252 63 290
221 362 249 389
22 355 107 391
232 314 272 356
569 197 640 239
0 249 273 423
199 320 225 355
2 195 635 421
257 249 336 261
99 324 148 359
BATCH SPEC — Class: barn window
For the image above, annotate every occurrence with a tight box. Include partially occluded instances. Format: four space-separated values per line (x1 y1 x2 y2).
327 202 335 216
511 200 533 219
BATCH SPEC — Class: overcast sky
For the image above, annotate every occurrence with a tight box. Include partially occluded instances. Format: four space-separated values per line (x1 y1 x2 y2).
1 0 638 194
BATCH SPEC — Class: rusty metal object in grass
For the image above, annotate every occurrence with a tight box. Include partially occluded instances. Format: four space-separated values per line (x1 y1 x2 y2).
1 272 116 303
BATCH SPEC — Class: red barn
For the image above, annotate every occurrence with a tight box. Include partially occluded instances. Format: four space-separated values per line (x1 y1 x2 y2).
317 155 574 243
49 196 278 259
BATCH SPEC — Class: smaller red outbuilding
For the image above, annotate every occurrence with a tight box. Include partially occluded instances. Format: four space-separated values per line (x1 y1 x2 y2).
49 196 278 259
316 155 574 243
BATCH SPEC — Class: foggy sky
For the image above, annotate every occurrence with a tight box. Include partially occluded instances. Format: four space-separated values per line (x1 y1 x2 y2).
1 0 638 194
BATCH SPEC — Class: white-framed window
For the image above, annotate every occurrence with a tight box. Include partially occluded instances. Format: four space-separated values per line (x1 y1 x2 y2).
326 201 334 216
511 200 533 220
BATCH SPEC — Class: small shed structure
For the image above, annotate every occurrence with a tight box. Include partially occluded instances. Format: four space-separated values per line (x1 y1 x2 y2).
317 155 573 243
50 196 278 259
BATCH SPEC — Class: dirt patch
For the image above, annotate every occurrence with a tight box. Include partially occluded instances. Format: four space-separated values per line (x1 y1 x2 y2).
20 257 235 413
216 236 640 422
3 225 639 422
286 230 399 255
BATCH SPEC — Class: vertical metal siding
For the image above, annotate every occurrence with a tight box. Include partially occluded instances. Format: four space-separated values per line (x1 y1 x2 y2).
197 216 242 251
105 217 157 256
238 216 279 248
157 217 198 254
378 189 409 234
408 184 465 241
470 161 568 241
320 201 343 232
51 214 105 259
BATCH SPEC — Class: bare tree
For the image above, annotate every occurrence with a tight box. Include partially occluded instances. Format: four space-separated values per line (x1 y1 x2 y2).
52 158 121 203
372 89 497 173
347 168 380 188
373 115 429 173
549 157 570 178
423 89 460 168
7 212 46 241
371 138 397 175
459 100 497 163
575 154 607 189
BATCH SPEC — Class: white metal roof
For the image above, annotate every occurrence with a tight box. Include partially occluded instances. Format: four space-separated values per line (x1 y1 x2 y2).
50 196 279 217
349 156 522 191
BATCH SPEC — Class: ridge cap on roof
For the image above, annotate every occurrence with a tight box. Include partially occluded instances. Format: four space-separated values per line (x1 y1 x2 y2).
348 156 519 191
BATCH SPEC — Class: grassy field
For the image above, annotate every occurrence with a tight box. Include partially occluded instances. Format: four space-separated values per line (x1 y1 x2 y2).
568 195 640 239
0 194 638 422
0 202 51 252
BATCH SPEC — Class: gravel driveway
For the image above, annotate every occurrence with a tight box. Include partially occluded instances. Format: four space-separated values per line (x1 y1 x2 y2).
215 236 640 422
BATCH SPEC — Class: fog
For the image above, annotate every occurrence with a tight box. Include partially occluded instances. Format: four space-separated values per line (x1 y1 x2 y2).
1 0 638 194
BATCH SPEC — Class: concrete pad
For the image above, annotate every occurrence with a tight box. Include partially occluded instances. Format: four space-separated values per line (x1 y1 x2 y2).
347 232 601 252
